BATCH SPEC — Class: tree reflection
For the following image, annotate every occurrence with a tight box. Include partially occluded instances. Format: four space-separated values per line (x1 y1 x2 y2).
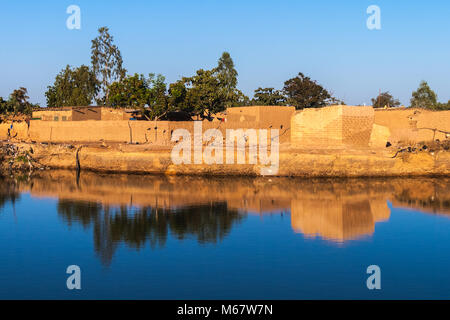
0 179 20 213
57 200 244 266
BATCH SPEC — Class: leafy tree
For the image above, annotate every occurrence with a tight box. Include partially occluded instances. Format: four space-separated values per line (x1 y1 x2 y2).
371 91 401 108
233 89 251 107
251 87 286 106
168 80 190 113
0 97 9 114
7 87 38 115
107 73 151 108
283 73 336 109
107 73 169 120
45 65 99 107
147 74 169 120
215 52 238 108
166 52 247 117
91 26 126 105
436 101 450 110
183 69 227 119
410 81 438 109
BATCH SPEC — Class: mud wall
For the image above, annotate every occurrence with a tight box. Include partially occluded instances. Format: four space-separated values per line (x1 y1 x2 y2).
291 105 374 147
373 108 450 143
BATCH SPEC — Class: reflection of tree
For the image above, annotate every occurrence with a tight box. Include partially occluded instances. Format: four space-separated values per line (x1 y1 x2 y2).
0 180 20 213
394 182 450 215
57 200 244 266
57 200 102 228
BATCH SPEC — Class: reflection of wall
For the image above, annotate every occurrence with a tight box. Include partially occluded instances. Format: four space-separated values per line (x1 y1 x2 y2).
14 172 450 243
290 198 389 241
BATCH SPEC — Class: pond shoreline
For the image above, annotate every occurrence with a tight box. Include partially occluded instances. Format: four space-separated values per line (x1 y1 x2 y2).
1 141 450 178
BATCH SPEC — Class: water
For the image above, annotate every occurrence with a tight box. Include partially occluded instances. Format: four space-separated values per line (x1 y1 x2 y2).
0 171 449 299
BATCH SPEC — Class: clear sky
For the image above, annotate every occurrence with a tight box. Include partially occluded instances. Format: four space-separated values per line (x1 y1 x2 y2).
1 0 449 107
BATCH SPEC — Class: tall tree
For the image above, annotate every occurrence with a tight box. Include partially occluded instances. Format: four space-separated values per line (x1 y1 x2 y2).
410 81 438 109
215 52 238 108
45 65 99 107
91 27 126 105
283 73 336 109
371 91 401 108
251 87 286 106
147 74 169 120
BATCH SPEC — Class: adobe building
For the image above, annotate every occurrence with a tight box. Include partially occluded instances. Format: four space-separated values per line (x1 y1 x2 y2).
290 105 375 148
6 104 448 147
32 106 138 121
225 105 295 128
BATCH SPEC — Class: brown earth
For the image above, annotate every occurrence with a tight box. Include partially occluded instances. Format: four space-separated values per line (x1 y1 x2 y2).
1 141 449 177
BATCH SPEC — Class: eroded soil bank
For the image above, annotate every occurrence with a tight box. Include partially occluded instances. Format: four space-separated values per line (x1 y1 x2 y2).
1 141 450 177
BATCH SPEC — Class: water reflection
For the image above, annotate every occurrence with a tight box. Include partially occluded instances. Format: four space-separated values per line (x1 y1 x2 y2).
57 200 242 265
1 171 450 265
0 178 20 213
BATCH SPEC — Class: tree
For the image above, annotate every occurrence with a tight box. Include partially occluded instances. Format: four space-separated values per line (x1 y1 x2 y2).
410 81 438 109
45 65 99 107
371 91 401 108
147 74 169 120
168 80 189 112
251 87 286 106
7 87 38 115
214 52 238 108
183 69 227 119
107 73 151 109
0 97 9 115
107 73 168 120
283 73 336 109
91 27 126 105
436 101 450 110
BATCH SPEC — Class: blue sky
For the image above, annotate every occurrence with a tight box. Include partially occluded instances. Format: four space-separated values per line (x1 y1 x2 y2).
0 0 449 107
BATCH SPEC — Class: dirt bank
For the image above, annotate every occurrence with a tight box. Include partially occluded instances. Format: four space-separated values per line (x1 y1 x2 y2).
1 140 450 177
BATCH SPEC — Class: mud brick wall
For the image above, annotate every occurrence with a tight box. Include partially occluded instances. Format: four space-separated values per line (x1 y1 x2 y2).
341 106 375 146
374 108 450 143
291 105 374 148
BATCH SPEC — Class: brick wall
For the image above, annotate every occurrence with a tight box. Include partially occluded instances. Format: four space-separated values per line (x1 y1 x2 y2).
291 105 374 147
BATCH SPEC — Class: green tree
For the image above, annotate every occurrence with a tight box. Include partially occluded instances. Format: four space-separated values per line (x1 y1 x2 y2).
168 80 189 112
147 74 169 120
0 97 10 115
183 69 227 119
436 101 450 110
107 73 169 120
7 87 38 115
371 91 401 108
215 52 238 108
410 81 438 109
45 65 99 107
91 26 126 105
283 73 336 109
107 73 151 108
251 87 286 106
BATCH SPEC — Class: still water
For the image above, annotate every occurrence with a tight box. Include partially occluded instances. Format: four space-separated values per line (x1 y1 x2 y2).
0 171 450 299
